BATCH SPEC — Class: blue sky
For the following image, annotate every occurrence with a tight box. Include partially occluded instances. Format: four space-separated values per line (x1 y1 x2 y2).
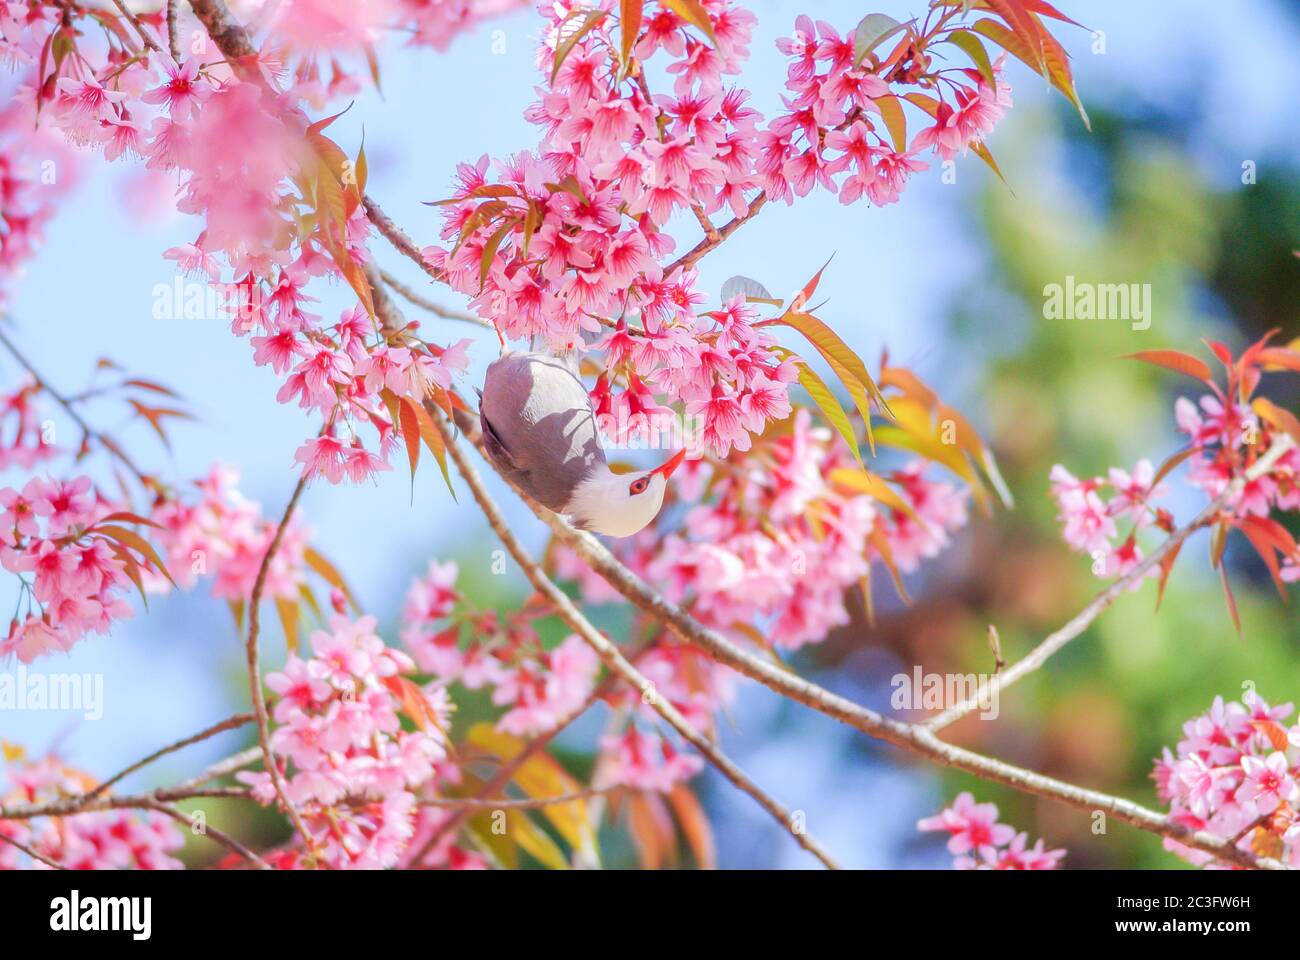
2 0 1297 867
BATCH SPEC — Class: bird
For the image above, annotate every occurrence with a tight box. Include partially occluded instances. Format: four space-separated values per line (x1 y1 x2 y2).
477 351 685 537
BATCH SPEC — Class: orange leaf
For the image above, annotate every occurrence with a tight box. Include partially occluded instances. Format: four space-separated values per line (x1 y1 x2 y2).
1123 350 1213 383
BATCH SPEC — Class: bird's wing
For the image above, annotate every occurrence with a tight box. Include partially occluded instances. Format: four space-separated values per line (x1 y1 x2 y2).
479 352 605 512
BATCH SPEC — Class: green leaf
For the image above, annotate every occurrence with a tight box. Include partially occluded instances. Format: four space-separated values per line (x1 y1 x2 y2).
551 9 608 84
795 360 862 467
853 13 906 67
946 29 995 87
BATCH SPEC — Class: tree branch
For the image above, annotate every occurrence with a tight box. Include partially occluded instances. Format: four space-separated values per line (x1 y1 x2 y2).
111 0 162 53
376 267 491 329
142 799 270 870
448 415 1285 870
925 433 1298 731
86 713 255 800
431 409 842 869
243 475 317 862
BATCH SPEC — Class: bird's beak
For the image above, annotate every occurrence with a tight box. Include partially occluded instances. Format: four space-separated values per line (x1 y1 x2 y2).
651 449 686 479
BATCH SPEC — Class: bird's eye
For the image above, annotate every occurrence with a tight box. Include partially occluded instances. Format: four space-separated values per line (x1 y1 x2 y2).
628 477 650 496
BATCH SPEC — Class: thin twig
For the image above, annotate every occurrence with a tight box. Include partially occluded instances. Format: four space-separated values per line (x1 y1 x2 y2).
111 0 162 53
87 713 255 800
143 800 271 869
0 324 146 478
377 267 491 328
167 0 181 61
171 746 263 793
0 787 254 821
244 475 318 862
925 434 1299 731
364 194 444 281
0 831 68 870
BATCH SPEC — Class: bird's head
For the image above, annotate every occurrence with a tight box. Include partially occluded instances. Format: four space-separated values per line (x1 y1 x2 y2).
566 449 686 538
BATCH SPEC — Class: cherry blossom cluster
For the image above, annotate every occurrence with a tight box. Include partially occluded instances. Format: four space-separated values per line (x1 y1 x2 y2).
0 94 77 308
766 17 1009 205
561 410 969 650
1051 340 1300 586
0 756 184 870
399 556 710 793
238 614 451 869
5 4 479 487
918 791 1064 870
1154 692 1300 868
0 474 139 662
1049 458 1169 585
425 1 1021 460
146 463 310 605
0 377 56 472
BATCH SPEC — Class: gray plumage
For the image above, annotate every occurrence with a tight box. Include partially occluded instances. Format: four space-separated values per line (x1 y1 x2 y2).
479 352 606 512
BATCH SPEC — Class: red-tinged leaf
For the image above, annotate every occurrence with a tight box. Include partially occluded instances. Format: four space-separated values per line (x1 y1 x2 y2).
1017 0 1085 27
667 783 716 870
828 467 920 523
399 396 421 490
627 791 674 870
412 399 456 499
108 543 149 611
867 524 911 603
852 13 906 67
1032 11 1089 130
790 254 834 311
1234 519 1288 599
1154 538 1183 612
1258 347 1300 373
228 599 245 633
1253 398 1300 446
383 675 449 739
875 95 908 154
620 0 643 74
946 29 995 87
1210 521 1228 570
1237 514 1298 558
1123 350 1213 383
96 525 175 586
93 511 161 530
981 0 1046 72
355 140 369 197
303 546 358 611
479 218 514 291
1219 564 1243 639
363 42 381 95
662 0 716 45
123 378 182 398
1253 719 1291 753
1150 445 1197 490
1204 339 1234 367
551 8 608 84
522 198 541 258
275 597 299 655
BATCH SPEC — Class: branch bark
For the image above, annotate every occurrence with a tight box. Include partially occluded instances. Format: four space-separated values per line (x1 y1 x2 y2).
925 433 1298 731
431 409 842 869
